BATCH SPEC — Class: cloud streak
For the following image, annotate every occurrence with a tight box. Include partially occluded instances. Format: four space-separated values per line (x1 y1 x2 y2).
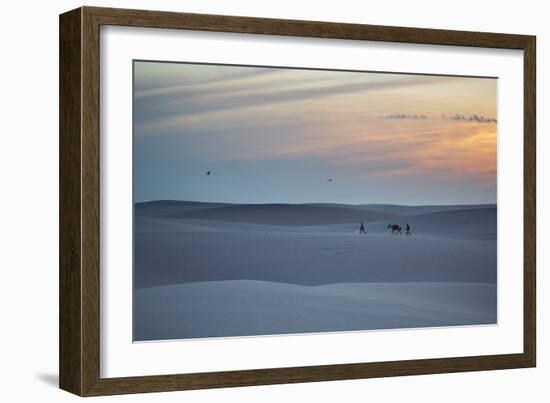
383 113 497 124
134 63 457 131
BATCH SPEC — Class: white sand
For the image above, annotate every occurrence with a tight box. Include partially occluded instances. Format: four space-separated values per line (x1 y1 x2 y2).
135 281 496 340
133 201 497 340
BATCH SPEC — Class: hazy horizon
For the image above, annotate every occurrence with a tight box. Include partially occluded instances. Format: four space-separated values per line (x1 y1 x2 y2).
134 61 497 205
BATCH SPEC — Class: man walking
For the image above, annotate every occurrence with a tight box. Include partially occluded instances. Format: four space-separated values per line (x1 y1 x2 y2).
359 221 366 234
406 223 411 236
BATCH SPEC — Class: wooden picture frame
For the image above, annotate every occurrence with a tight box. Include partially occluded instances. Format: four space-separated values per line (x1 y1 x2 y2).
59 6 536 396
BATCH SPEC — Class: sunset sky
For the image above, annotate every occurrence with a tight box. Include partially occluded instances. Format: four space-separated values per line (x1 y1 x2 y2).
134 61 497 205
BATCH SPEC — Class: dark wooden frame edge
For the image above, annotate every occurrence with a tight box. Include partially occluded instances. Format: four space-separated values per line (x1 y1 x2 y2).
59 6 536 397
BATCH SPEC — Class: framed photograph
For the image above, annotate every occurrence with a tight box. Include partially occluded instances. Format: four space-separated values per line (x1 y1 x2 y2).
59 6 536 396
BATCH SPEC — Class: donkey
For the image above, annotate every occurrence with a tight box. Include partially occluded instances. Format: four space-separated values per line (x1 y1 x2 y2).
387 224 402 235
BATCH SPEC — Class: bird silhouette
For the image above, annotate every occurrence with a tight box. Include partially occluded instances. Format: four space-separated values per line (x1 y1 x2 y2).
327 178 333 182
206 170 211 175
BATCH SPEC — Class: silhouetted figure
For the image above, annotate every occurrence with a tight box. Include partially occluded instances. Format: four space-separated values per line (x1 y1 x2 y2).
327 178 333 182
206 170 211 175
359 222 366 234
406 223 411 236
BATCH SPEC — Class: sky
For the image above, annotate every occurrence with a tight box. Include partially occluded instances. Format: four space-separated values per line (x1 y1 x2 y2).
134 61 497 205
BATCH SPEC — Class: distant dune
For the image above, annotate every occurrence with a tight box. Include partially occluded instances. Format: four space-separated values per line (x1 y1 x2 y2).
361 203 495 217
135 200 231 218
168 203 396 226
135 200 496 222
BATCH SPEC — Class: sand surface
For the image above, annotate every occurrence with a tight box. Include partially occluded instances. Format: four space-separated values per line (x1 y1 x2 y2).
134 201 497 340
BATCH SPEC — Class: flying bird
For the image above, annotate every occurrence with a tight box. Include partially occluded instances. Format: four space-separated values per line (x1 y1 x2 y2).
327 178 333 182
206 170 211 176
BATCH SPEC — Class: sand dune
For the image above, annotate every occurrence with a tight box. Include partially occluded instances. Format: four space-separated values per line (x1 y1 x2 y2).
133 201 497 340
134 280 496 341
135 200 231 218
134 204 496 288
159 203 396 226
135 200 495 223
371 207 496 239
360 203 495 217
135 217 495 287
